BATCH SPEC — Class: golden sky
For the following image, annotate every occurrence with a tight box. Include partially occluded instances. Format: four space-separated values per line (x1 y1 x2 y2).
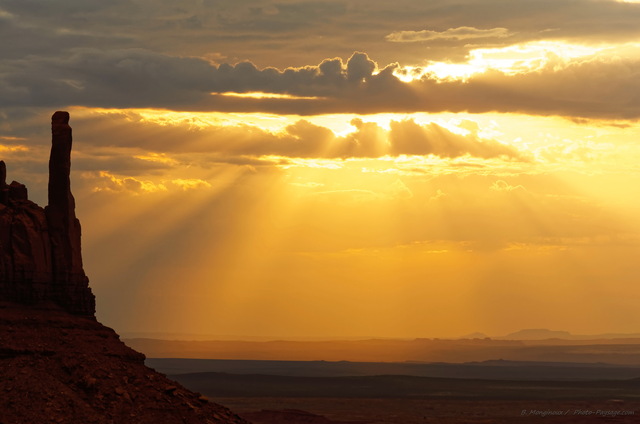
2 0 640 338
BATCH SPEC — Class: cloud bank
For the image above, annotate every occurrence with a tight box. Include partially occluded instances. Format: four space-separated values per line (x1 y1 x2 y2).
3 48 640 120
68 111 524 166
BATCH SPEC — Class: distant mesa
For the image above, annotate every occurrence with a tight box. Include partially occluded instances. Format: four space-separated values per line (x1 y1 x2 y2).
458 332 490 339
500 329 574 340
497 329 640 341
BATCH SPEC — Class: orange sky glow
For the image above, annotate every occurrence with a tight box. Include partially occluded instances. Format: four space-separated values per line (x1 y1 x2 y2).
2 0 640 339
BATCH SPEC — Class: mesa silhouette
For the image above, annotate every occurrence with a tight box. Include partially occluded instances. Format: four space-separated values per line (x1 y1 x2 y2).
0 112 249 424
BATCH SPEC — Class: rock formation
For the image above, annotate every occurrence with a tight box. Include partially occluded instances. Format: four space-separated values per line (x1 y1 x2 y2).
0 112 249 424
0 111 94 315
47 111 94 314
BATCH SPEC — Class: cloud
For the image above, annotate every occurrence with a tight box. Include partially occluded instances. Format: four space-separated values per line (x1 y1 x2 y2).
386 27 512 42
5 0 640 71
490 180 526 192
0 8 15 19
4 44 640 120
0 48 218 108
346 52 377 82
0 49 391 110
388 120 522 159
4 0 640 79
4 0 640 120
88 171 212 194
0 109 525 193
0 144 28 153
170 178 212 191
62 110 522 161
92 171 168 194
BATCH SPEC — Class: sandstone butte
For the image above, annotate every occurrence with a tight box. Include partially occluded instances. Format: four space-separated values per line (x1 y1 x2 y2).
0 112 250 424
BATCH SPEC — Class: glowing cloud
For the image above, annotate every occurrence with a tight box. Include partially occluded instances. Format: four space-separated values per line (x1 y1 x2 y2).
0 144 28 152
93 171 168 194
214 92 324 100
396 41 608 81
134 153 179 166
170 178 212 191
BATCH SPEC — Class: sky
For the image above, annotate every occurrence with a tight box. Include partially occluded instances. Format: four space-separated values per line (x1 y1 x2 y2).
2 0 640 339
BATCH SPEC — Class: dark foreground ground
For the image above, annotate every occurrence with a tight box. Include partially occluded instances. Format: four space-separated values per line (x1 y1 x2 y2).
173 371 640 399
220 397 639 424
163 369 640 423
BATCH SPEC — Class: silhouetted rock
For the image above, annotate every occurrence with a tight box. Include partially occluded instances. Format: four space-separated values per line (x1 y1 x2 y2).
46 111 94 314
0 160 5 186
0 161 7 205
8 181 28 201
0 111 94 315
0 112 249 423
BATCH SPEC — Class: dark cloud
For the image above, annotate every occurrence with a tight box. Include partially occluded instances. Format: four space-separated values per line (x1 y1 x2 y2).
0 48 218 108
2 46 640 119
0 49 395 109
0 1 132 60
197 52 640 119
